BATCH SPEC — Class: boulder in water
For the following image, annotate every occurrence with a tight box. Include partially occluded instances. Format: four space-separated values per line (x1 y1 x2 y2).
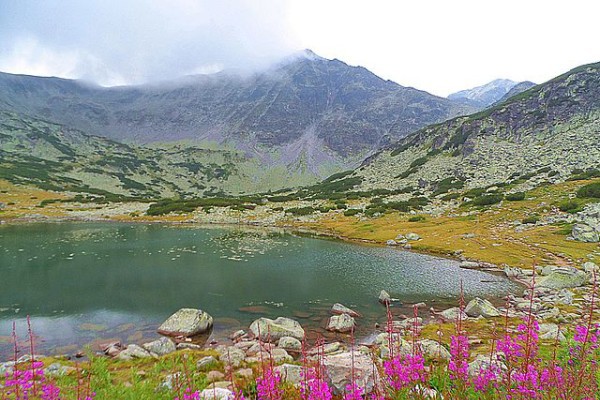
158 308 214 337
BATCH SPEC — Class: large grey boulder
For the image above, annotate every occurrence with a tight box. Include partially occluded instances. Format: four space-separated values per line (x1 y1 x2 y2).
323 352 378 395
464 298 501 318
158 308 213 337
538 268 587 289
326 314 356 333
571 224 599 243
143 337 176 356
249 317 304 342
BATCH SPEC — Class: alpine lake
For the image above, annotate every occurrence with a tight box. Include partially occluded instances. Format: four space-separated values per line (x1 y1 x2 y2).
0 222 519 359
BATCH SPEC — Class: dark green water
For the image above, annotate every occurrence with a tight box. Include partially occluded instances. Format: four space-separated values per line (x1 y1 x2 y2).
0 223 518 358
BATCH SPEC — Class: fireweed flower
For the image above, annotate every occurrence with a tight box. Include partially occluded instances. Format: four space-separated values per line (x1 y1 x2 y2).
383 353 426 391
448 334 469 382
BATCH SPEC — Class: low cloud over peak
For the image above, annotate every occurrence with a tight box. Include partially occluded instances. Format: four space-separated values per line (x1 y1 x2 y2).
0 0 301 86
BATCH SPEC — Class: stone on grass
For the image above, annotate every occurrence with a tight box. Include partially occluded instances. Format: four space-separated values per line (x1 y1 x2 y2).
143 337 176 356
405 233 421 241
417 339 451 361
464 298 501 318
538 269 587 289
439 307 468 322
158 308 213 337
199 387 234 399
571 224 599 243
249 317 304 342
197 356 218 370
217 346 245 368
323 352 378 395
118 344 155 360
274 364 303 386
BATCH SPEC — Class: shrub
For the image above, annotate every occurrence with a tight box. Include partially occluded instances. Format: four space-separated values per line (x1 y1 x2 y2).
506 192 526 201
343 209 360 216
285 206 315 216
558 199 582 213
577 182 600 198
472 194 504 206
408 215 426 222
410 156 429 169
522 215 540 224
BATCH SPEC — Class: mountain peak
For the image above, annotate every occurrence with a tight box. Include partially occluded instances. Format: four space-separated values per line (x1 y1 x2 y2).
448 78 519 107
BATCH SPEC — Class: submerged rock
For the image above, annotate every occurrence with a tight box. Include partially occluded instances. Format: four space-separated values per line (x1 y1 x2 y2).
249 317 304 342
464 298 501 318
378 290 393 304
158 308 213 337
331 303 361 318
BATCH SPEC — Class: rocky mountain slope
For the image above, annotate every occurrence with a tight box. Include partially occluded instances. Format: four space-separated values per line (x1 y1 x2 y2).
448 79 534 108
0 51 474 184
0 110 312 197
348 62 600 195
494 81 537 105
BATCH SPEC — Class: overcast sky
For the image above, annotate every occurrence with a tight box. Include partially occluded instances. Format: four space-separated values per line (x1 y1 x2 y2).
1 0 599 96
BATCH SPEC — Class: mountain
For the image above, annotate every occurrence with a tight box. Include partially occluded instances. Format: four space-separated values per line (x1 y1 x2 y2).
346 62 600 195
0 110 320 198
448 79 527 108
494 81 537 105
0 51 474 187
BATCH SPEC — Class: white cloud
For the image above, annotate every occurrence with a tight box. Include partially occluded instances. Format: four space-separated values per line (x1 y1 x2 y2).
0 0 599 95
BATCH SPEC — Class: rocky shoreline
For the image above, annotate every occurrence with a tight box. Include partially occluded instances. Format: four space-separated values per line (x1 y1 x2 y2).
3 261 598 397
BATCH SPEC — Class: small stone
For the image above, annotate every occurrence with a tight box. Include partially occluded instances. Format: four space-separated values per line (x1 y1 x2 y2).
143 337 176 356
378 290 391 304
199 388 234 399
235 368 253 379
207 371 226 382
460 261 480 269
405 233 421 241
274 364 303 386
197 356 218 370
439 307 468 322
278 336 302 352
118 344 155 360
217 346 245 368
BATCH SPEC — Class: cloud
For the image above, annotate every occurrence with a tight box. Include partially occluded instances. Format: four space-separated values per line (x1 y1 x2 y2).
0 0 300 85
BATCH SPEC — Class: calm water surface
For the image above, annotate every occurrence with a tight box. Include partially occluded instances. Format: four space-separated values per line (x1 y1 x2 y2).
0 223 519 358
